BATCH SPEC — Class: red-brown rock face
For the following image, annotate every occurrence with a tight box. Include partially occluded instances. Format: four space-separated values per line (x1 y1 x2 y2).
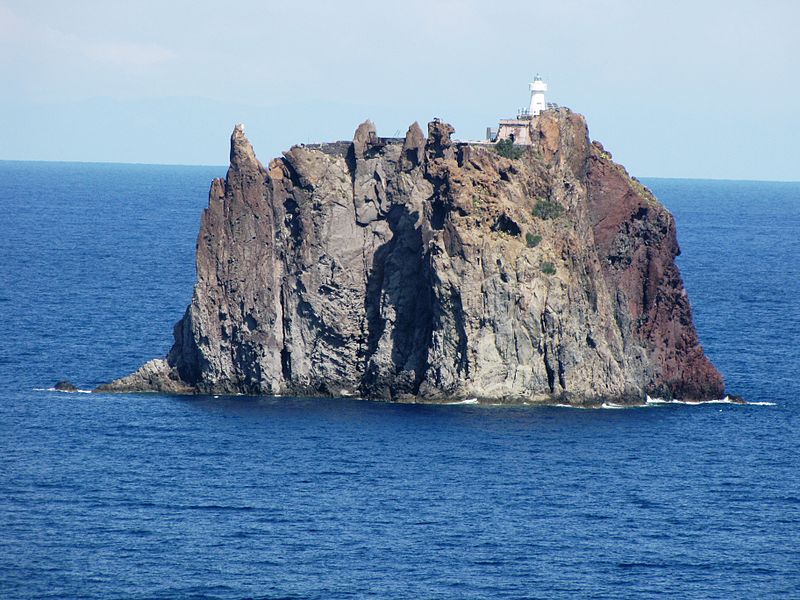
100 110 726 404
586 142 724 399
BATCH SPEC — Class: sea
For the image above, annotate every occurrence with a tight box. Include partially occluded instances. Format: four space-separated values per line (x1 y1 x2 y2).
1 161 798 599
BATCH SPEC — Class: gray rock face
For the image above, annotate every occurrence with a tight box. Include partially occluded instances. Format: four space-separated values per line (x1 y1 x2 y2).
103 110 725 404
95 359 191 394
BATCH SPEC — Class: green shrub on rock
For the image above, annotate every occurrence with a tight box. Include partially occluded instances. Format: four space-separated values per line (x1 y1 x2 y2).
494 138 525 160
540 261 557 275
533 199 564 220
525 233 542 248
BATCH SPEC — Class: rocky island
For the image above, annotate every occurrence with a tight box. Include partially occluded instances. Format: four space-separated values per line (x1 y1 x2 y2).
99 107 727 406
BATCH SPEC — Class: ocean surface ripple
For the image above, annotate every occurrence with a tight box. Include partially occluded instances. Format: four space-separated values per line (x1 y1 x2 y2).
1 162 798 598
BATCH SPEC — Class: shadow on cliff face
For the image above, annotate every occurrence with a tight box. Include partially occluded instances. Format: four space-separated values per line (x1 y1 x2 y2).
169 306 202 385
362 202 433 399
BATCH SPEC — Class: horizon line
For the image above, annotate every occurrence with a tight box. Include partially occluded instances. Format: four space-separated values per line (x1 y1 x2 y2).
1 158 798 185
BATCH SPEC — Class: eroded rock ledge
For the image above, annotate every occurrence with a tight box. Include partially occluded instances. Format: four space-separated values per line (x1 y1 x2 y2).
98 111 726 405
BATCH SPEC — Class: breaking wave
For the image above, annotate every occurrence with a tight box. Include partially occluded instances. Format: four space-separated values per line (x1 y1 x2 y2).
646 395 774 407
600 402 627 409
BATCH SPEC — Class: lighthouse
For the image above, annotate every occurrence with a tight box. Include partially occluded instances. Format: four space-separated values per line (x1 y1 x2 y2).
486 75 555 144
529 74 548 116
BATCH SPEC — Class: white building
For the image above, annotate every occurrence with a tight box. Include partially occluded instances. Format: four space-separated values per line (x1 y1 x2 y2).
487 75 553 144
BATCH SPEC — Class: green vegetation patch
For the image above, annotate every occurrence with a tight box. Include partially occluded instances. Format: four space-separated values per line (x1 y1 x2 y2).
533 199 564 220
525 233 542 248
540 261 557 276
493 138 525 160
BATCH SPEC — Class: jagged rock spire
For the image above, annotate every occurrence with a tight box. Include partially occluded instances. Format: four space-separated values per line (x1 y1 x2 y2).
401 122 426 170
229 123 262 171
352 120 376 160
426 119 455 162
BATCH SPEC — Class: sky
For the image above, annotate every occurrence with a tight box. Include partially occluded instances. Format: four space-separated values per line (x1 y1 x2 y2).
1 0 798 181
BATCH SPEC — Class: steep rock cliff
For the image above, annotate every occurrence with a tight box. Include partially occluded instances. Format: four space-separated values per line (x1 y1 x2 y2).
100 110 725 404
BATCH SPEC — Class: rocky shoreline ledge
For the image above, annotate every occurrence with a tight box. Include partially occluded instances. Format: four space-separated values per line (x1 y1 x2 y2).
99 109 729 406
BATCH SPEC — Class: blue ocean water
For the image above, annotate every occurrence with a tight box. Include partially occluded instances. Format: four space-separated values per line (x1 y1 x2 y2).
1 161 799 599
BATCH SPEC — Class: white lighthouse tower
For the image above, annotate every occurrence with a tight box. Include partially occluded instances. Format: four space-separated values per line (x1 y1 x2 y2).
488 75 553 143
529 74 548 116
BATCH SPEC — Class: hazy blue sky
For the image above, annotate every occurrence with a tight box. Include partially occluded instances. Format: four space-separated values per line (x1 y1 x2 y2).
1 0 798 180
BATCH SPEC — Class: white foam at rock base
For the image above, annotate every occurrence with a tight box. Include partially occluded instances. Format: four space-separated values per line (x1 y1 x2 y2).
451 398 479 405
646 395 774 407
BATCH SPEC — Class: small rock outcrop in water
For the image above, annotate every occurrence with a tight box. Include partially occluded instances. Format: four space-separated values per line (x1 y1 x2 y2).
100 111 726 405
54 380 78 392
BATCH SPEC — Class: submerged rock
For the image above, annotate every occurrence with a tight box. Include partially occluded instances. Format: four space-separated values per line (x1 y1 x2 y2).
102 110 727 405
